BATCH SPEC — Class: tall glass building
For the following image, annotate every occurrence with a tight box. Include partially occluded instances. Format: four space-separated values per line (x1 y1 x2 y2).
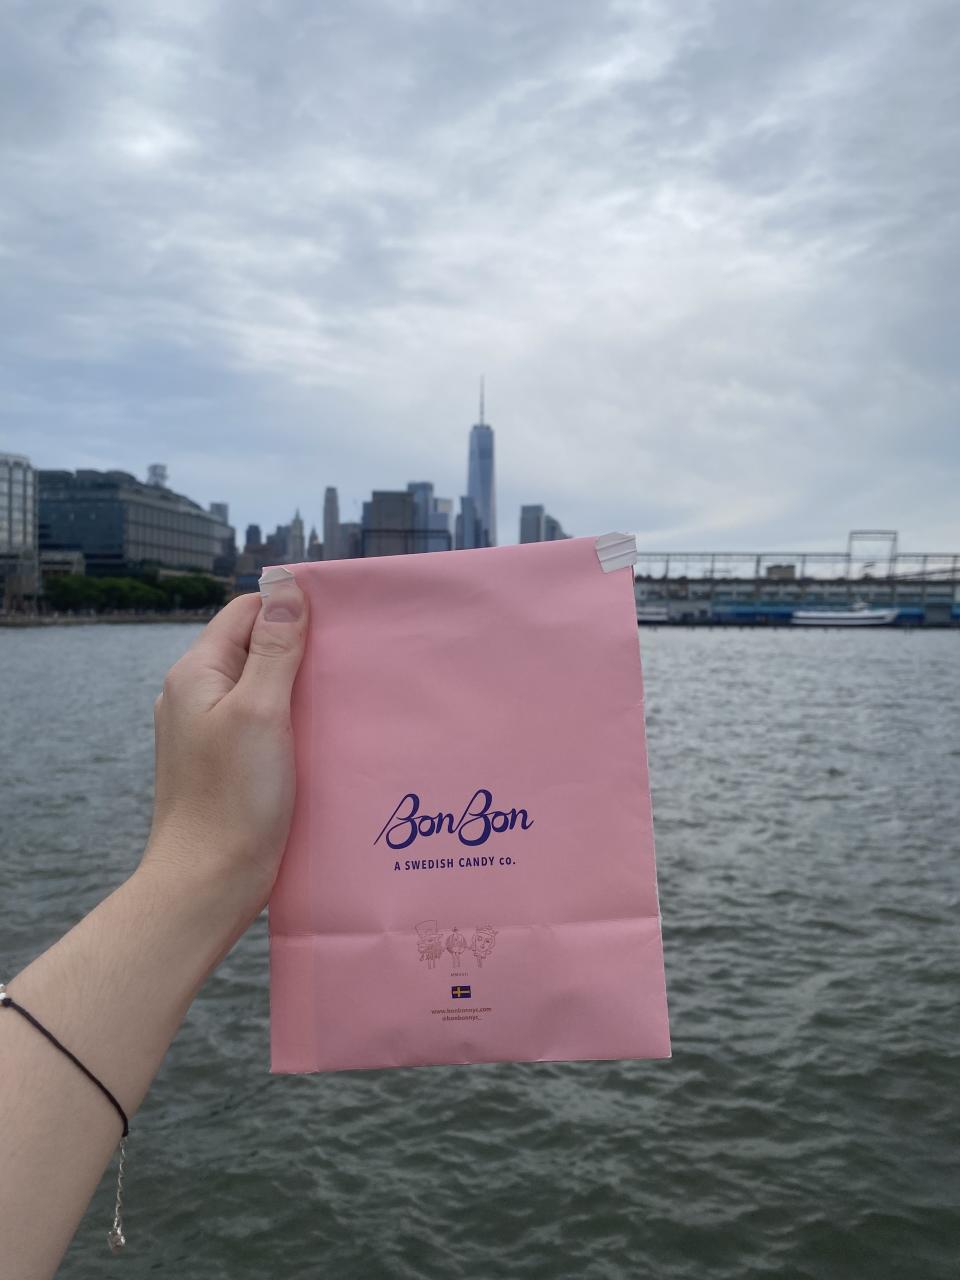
466 387 496 547
38 469 234 576
0 452 39 606
407 482 453 552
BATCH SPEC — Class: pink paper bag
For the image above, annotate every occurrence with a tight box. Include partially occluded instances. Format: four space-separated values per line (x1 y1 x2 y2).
266 533 670 1073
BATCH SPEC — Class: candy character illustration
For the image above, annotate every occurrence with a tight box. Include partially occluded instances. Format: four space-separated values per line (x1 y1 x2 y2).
415 920 444 970
445 926 467 965
470 925 498 968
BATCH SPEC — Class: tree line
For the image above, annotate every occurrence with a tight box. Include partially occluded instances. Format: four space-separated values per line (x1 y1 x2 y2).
43 573 227 613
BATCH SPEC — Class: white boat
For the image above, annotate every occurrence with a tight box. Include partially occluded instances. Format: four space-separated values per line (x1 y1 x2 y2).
636 606 670 624
791 602 899 627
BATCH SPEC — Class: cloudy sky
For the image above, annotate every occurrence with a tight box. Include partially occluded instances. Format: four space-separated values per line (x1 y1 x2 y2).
1 0 957 550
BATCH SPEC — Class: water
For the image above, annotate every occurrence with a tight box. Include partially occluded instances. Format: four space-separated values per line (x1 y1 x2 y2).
2 624 958 1279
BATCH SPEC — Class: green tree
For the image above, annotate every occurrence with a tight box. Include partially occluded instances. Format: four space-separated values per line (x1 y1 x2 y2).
127 581 167 611
98 578 135 610
43 575 103 612
158 575 225 610
44 572 225 614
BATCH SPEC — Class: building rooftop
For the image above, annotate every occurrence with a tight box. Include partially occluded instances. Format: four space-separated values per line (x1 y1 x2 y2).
39 468 209 515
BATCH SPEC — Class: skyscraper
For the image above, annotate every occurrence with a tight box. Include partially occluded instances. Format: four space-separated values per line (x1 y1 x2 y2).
323 486 340 560
338 522 362 559
519 505 546 544
520 504 570 544
362 490 415 556
466 381 496 547
407 482 433 533
265 523 290 562
0 452 39 608
289 509 305 562
209 502 236 575
407 482 454 552
426 499 453 552
456 494 482 550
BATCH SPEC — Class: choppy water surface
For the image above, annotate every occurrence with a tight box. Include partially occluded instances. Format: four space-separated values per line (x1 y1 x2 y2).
2 624 958 1280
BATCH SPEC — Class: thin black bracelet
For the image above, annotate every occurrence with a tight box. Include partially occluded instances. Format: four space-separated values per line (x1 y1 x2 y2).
1 981 131 1252
0 983 129 1136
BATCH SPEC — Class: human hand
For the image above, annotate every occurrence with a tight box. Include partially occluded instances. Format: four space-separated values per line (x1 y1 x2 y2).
140 576 308 933
1 577 308 1277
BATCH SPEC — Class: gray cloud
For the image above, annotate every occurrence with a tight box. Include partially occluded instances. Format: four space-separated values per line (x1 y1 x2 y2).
1 0 957 549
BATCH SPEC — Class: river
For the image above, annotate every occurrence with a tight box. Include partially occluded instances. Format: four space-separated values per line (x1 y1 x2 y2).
1 623 957 1279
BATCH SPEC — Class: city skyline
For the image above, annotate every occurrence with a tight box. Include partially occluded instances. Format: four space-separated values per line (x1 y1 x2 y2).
242 393 508 558
2 395 566 605
4 445 958 620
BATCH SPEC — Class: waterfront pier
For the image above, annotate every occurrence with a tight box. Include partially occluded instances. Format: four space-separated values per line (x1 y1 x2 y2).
635 533 960 627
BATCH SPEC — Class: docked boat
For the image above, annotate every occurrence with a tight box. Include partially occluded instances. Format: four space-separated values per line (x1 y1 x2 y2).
636 606 670 625
791 602 899 627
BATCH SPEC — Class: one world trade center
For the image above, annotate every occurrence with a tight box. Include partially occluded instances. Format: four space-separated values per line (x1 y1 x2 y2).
464 381 496 548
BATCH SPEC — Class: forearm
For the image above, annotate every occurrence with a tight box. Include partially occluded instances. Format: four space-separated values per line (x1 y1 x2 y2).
1 586 306 1278
0 849 255 1280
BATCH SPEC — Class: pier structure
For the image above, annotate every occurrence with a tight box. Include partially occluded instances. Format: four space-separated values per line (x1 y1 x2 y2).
634 533 960 626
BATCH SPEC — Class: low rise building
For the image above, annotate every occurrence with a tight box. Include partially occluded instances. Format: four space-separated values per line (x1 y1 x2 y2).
38 468 234 577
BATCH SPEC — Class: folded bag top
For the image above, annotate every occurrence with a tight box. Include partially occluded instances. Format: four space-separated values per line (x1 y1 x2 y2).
266 534 670 1073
